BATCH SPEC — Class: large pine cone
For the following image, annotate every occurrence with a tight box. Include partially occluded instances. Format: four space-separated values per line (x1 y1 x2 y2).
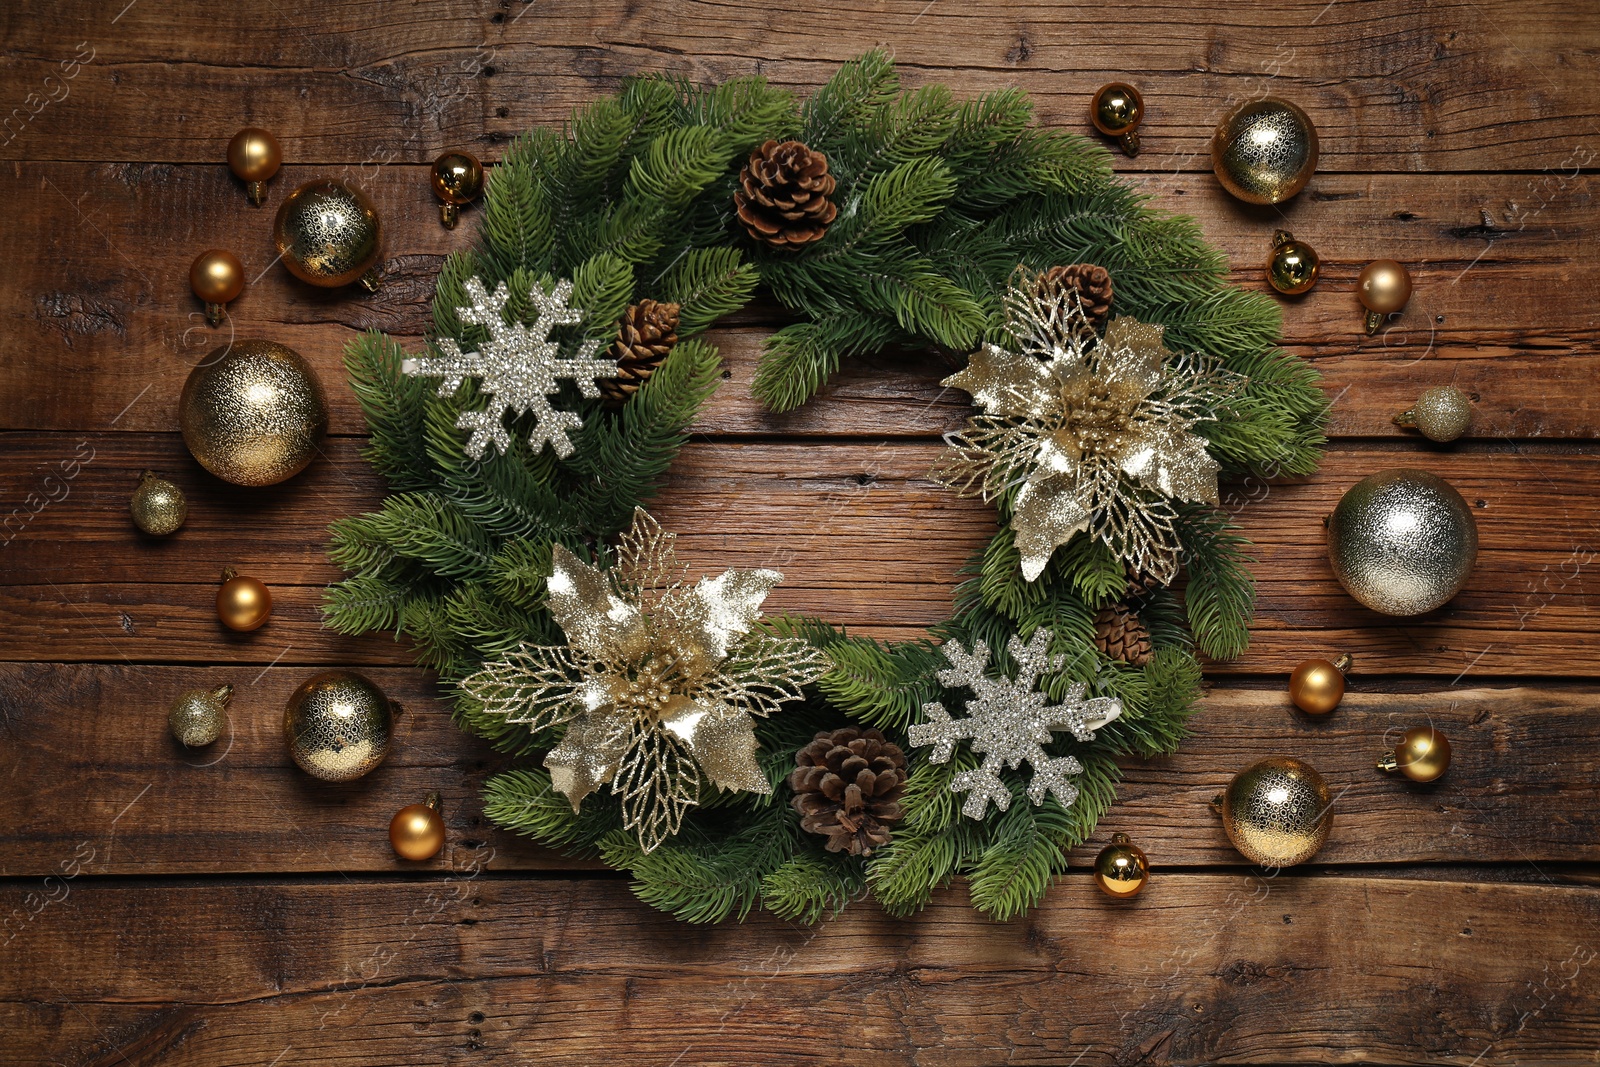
734 140 838 250
789 726 907 856
1036 264 1114 345
1094 601 1152 667
600 299 680 407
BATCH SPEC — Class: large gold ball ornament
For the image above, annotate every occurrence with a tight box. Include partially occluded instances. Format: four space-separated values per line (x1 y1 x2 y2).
217 570 272 632
227 127 282 206
1357 259 1412 333
129 470 187 536
284 670 395 781
1093 832 1149 898
1288 653 1351 715
169 684 233 748
1212 757 1332 868
390 793 446 860
1378 726 1451 783
1326 468 1478 616
180 339 329 487
273 178 383 291
1394 385 1471 443
1267 229 1320 296
430 151 485 228
189 249 245 327
1211 98 1319 205
1090 83 1144 157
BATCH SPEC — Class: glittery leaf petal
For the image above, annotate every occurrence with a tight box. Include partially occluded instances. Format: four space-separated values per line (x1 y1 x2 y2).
660 699 770 795
545 707 632 811
943 343 1055 420
1011 475 1092 582
546 543 651 663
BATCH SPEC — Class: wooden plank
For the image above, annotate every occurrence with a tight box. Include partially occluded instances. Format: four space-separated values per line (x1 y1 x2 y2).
3 1 1598 172
2 161 1597 437
0 661 1595 875
4 874 1596 1064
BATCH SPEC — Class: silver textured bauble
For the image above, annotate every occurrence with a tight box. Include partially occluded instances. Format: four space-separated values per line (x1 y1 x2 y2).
284 670 394 781
1327 469 1478 615
1396 386 1472 443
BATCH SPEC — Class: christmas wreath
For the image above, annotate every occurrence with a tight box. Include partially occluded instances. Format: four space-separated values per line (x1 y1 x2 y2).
325 52 1327 923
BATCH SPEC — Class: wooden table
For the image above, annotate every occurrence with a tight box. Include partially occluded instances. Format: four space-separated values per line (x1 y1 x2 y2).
3 1 1597 1062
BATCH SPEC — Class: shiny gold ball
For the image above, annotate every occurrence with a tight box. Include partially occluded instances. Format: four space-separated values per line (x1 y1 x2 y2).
130 470 187 536
1211 98 1319 204
1093 832 1149 898
1267 230 1320 296
217 572 272 632
228 128 282 182
180 339 329 487
284 670 394 782
1214 757 1332 867
390 797 446 861
431 151 485 205
273 179 382 290
169 684 232 747
1381 726 1452 783
1289 655 1347 715
1395 385 1472 443
1090 83 1143 156
1326 469 1478 616
1358 259 1412 314
189 249 244 305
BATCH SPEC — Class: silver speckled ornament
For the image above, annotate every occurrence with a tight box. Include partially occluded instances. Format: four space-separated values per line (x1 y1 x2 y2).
273 178 383 290
180 339 329 487
169 684 232 747
130 470 187 535
284 670 394 781
1327 468 1478 615
1395 386 1472 443
1212 757 1332 867
1212 98 1319 205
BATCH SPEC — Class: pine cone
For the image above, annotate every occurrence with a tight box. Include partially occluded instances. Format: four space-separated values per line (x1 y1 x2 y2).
734 140 838 250
1124 565 1164 600
1094 602 1151 667
600 299 680 407
1036 264 1114 346
789 726 907 856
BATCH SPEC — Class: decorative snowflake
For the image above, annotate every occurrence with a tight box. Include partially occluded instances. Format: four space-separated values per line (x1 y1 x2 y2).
907 628 1123 820
401 276 619 459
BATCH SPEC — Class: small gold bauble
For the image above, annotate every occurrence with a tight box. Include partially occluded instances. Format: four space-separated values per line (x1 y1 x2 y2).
1326 468 1478 616
227 128 282 206
284 670 394 782
1093 832 1149 898
1379 726 1451 783
129 470 187 536
273 178 383 291
180 339 329 487
169 684 232 747
430 151 485 228
217 570 272 632
1213 757 1332 868
1357 259 1412 333
189 249 244 327
1267 229 1320 296
1395 385 1471 443
1288 653 1350 715
390 793 446 860
1090 83 1143 157
1211 98 1319 205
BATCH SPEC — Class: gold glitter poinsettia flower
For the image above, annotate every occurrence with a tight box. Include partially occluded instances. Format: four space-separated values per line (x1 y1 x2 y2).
463 508 829 853
936 274 1239 584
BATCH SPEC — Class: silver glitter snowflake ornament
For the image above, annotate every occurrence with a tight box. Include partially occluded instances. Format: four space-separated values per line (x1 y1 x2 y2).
401 276 619 459
908 628 1122 820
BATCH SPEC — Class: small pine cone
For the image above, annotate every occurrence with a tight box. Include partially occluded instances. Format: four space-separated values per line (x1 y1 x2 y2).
1094 602 1152 667
1036 264 1114 345
1124 565 1164 600
788 726 908 857
734 139 838 250
600 299 680 407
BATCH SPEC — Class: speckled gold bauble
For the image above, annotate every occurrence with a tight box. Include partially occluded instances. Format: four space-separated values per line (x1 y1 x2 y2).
390 793 446 860
130 470 187 536
1267 229 1320 296
273 179 382 290
1395 385 1471 443
1090 83 1143 157
284 670 394 781
227 127 281 206
430 151 484 228
1289 653 1350 715
217 570 272 632
1093 832 1149 898
180 339 329 487
1212 757 1332 867
1326 468 1478 616
1211 98 1319 204
1379 726 1451 783
169 684 232 747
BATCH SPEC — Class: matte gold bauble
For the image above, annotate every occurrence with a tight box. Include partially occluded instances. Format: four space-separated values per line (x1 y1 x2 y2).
1288 653 1351 715
129 470 187 536
189 249 245 327
1093 832 1149 898
273 179 383 291
180 339 329 487
227 127 282 206
1211 98 1319 204
217 569 272 632
390 793 446 860
1267 229 1320 296
1090 83 1143 157
1212 757 1332 867
169 684 232 747
1357 259 1412 333
1379 726 1451 783
1326 468 1477 616
1394 385 1471 443
284 670 394 781
430 151 485 228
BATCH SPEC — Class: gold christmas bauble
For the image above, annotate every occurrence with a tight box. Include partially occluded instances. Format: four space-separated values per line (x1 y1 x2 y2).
1267 229 1320 296
1379 726 1451 783
1090 83 1143 157
130 470 187 536
228 127 281 205
1211 98 1319 205
169 684 233 747
1288 653 1350 715
1358 259 1412 333
1395 385 1471 443
284 670 394 781
217 571 272 632
1093 832 1149 898
180 339 329 487
189 249 244 326
431 151 484 228
390 794 446 860
1213 757 1332 867
273 178 382 290
1326 468 1478 616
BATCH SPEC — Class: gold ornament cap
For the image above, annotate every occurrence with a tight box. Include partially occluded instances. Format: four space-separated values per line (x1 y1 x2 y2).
130 470 187 536
284 669 395 782
1212 757 1332 867
1211 98 1318 204
1326 468 1477 616
180 339 329 487
1267 230 1320 296
1090 83 1143 157
273 178 383 290
1378 726 1451 783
